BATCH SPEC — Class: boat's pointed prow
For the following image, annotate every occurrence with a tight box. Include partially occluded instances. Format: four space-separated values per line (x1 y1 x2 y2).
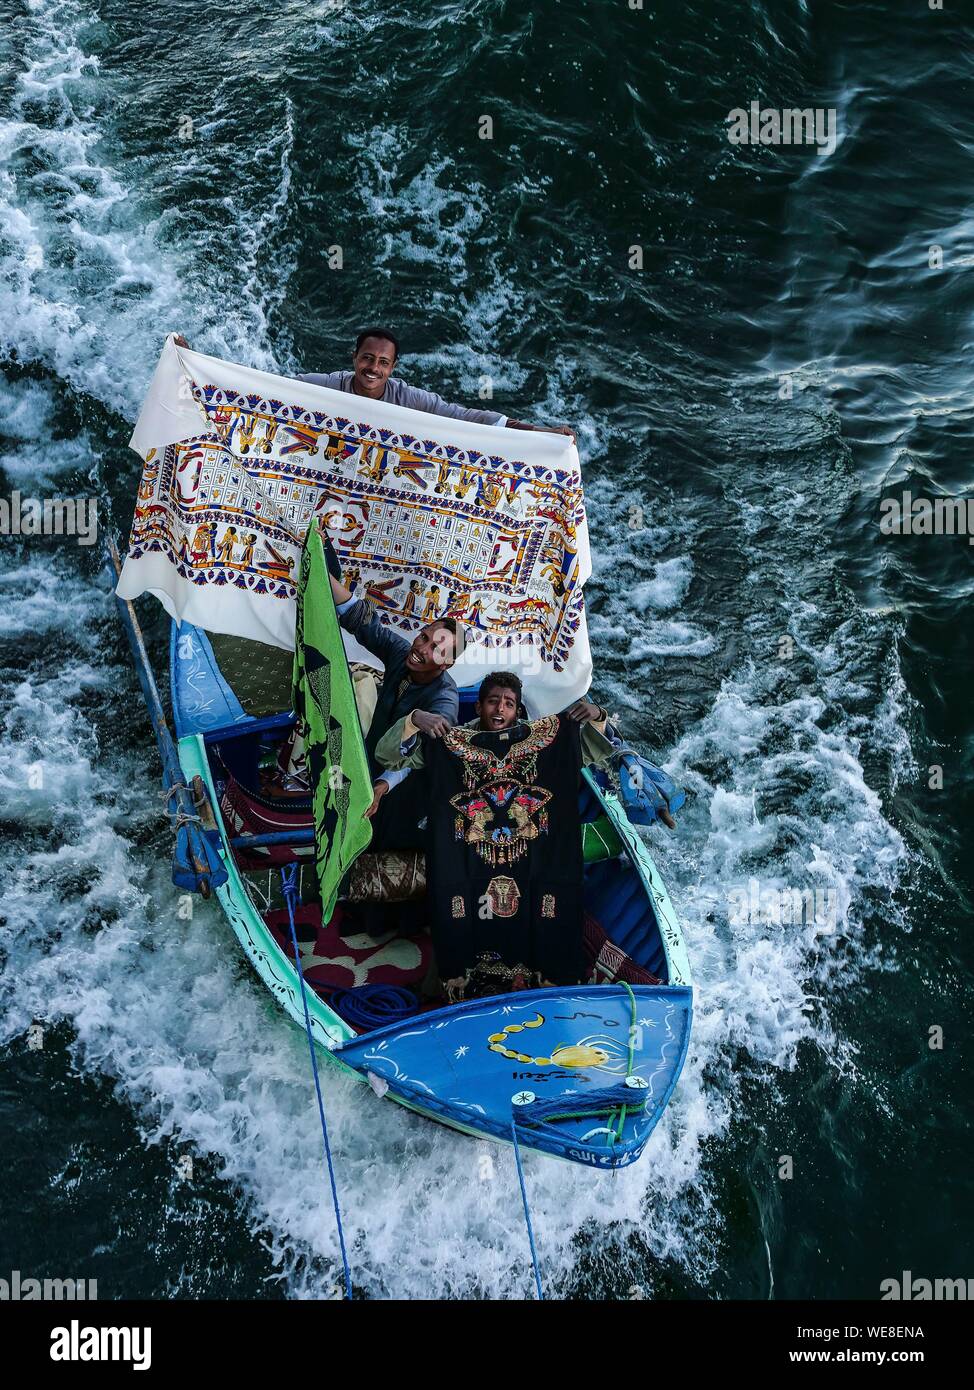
337 984 692 1167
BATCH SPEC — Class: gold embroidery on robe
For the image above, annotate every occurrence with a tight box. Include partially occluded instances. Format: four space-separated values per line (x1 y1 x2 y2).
486 875 520 917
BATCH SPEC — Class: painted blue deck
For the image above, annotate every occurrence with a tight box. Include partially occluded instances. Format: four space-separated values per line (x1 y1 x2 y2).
337 984 692 1166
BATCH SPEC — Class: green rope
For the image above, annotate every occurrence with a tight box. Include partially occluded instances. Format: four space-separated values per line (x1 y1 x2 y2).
531 1097 647 1126
609 979 637 1143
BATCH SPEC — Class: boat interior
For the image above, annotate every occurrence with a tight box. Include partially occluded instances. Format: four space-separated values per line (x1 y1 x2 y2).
174 625 673 1033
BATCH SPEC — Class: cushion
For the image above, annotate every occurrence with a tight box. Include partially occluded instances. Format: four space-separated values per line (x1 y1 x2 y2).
266 903 431 992
583 912 661 986
209 632 294 717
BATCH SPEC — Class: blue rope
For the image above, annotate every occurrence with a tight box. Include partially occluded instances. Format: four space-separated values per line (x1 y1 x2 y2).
510 1121 544 1300
322 984 418 1032
280 864 353 1300
515 1081 647 1126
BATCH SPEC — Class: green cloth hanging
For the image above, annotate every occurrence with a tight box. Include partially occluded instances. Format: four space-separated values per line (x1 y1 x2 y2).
292 520 373 919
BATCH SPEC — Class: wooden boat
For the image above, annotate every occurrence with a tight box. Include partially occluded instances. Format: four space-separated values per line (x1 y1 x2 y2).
146 610 693 1170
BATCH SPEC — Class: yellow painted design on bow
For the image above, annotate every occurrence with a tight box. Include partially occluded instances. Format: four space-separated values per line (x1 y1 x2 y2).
486 1013 612 1068
549 1044 610 1068
486 1015 627 1072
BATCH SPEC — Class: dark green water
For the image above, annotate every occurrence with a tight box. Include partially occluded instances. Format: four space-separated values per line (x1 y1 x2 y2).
0 0 970 1298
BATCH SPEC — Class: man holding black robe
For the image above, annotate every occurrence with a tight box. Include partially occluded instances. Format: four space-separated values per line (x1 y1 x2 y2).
374 672 615 992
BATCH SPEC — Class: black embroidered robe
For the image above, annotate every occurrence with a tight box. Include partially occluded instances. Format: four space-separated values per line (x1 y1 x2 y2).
421 715 585 984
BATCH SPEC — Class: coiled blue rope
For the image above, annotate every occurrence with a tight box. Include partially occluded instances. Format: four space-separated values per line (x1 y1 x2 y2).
323 984 418 1032
280 864 353 1299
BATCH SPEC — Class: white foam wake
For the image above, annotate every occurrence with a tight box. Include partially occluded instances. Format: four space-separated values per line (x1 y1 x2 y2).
0 0 294 416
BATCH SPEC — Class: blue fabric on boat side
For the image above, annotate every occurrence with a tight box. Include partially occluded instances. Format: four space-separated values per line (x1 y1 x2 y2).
170 621 251 739
584 859 663 973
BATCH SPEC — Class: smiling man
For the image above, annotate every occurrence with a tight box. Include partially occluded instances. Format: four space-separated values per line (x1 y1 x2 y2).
173 326 574 436
298 328 573 438
325 565 461 783
271 543 461 802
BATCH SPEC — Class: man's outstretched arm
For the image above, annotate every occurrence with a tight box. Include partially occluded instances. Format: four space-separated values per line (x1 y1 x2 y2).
399 383 575 442
327 572 410 667
505 418 575 441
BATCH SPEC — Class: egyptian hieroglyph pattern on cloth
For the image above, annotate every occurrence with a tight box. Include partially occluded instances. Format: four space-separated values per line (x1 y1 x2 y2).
117 340 592 710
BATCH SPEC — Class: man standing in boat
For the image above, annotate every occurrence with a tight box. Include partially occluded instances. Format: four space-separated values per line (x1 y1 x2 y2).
171 329 575 439
276 557 462 798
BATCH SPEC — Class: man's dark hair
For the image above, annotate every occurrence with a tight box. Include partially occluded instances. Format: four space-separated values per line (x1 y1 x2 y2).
478 671 522 705
354 327 400 359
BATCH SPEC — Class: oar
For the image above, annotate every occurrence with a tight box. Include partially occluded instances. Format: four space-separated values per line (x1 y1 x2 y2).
104 536 227 898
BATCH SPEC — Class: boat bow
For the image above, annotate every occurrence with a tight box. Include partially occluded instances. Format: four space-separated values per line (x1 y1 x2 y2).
337 983 692 1167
